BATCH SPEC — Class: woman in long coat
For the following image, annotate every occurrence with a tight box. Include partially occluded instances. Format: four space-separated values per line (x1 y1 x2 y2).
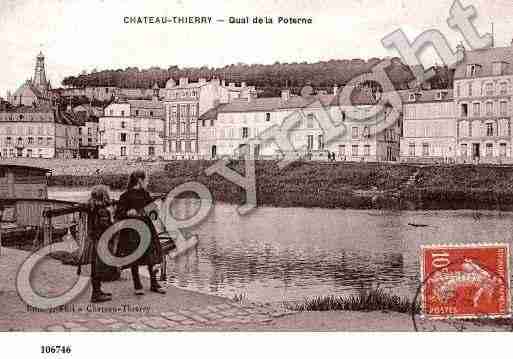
78 185 114 303
114 169 166 295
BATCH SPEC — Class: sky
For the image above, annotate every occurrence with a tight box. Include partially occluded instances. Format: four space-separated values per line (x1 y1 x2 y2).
0 0 512 96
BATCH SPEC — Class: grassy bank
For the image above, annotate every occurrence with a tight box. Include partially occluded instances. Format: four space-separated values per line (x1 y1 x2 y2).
49 160 414 209
285 289 420 314
48 161 513 210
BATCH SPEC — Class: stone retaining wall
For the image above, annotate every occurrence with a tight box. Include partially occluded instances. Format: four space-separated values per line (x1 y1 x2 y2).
0 159 166 176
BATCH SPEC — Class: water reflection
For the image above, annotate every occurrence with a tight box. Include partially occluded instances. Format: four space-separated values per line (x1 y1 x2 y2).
49 188 513 303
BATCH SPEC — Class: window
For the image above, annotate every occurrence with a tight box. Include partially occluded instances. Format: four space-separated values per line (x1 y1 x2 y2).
485 83 494 96
6 137 11 145
121 110 125 117
466 64 480 77
351 127 359 139
408 94 416 102
202 120 206 127
338 145 345 157
307 114 314 128
500 82 508 95
363 126 370 138
134 133 140 144
306 135 314 150
500 143 507 157
318 135 324 150
37 137 43 145
135 110 139 116
468 83 473 97
364 144 370 156
120 146 126 157
210 119 214 127
47 137 52 145
486 143 493 157
148 146 155 156
486 123 494 137
120 133 127 142
266 112 271 122
486 102 493 116
121 121 126 129
461 104 468 117
176 141 181 152
352 145 358 157
456 84 461 97
500 101 507 116
422 143 429 156
409 142 415 156
473 103 480 117
109 109 113 116
150 111 154 117
242 127 249 139
185 141 191 153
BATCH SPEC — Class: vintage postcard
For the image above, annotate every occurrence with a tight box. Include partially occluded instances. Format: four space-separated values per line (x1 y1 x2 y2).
1 0 513 349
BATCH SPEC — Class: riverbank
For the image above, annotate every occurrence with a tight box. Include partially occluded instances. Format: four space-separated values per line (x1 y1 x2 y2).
47 160 513 211
1 247 509 331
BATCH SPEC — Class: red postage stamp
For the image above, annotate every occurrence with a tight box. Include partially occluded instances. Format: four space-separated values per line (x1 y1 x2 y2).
421 243 511 319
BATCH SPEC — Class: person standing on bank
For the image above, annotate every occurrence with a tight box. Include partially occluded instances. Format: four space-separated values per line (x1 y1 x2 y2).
78 185 113 303
115 170 166 295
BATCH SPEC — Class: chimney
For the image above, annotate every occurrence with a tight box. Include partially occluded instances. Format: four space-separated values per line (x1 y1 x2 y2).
179 77 188 86
333 84 339 95
456 43 465 63
281 89 290 102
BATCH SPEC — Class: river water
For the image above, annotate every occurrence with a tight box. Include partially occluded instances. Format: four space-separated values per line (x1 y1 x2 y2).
49 187 513 303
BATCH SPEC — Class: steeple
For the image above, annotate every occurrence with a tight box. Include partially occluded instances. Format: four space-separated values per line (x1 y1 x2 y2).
33 51 48 92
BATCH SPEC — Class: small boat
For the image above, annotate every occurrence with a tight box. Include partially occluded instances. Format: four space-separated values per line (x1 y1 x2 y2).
408 223 429 227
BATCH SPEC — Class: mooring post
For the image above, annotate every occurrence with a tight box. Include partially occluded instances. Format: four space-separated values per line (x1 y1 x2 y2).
43 206 52 248
77 211 87 254
160 255 167 281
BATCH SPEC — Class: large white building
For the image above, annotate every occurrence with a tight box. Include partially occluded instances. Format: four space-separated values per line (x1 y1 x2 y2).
98 87 165 160
453 43 513 163
208 88 402 162
0 106 80 159
162 77 256 159
400 89 457 162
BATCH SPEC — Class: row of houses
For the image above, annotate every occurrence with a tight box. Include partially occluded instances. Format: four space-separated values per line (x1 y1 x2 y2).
96 44 513 163
2 43 513 163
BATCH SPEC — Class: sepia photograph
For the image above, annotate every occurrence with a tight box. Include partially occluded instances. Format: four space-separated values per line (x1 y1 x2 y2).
1 0 513 356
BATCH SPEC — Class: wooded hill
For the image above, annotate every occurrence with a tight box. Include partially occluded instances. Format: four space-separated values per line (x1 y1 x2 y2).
61 58 453 97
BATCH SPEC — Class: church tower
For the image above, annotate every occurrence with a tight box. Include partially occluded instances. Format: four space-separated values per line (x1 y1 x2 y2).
33 51 48 92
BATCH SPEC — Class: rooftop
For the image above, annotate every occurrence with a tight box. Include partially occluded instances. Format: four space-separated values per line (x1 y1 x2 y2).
454 46 513 79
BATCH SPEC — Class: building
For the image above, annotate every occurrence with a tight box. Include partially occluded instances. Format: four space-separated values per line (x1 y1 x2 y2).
0 164 50 199
73 105 102 158
198 106 221 159
0 106 80 159
162 77 256 160
453 43 513 163
8 52 52 107
210 87 402 161
98 86 165 160
400 89 457 162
